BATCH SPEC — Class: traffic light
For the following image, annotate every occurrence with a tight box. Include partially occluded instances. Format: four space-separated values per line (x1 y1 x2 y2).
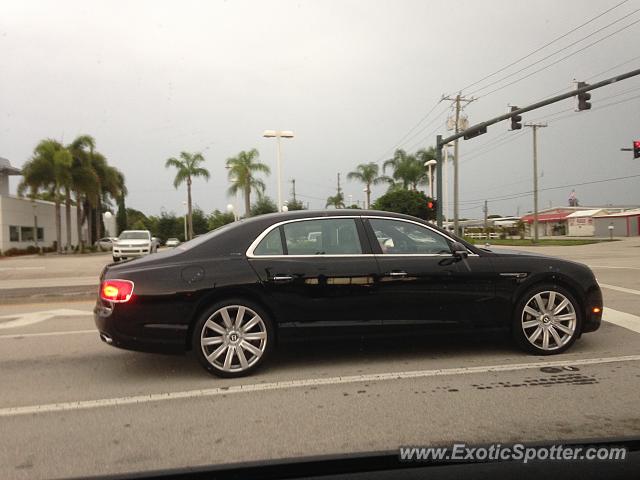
634 140 640 159
427 199 437 211
510 106 522 130
577 81 592 111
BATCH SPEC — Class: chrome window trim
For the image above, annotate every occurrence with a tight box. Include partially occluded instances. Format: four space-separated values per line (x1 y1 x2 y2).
364 215 479 257
246 216 363 258
245 214 478 258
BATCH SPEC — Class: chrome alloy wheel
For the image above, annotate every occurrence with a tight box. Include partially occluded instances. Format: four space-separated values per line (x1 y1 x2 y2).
521 290 577 351
200 305 268 373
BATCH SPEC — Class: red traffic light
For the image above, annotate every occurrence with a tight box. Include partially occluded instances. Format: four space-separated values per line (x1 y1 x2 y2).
427 201 434 209
634 140 640 159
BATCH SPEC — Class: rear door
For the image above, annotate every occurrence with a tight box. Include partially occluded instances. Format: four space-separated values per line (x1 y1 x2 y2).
247 217 380 328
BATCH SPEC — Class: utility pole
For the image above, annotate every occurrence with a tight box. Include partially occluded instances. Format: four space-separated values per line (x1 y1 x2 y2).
524 123 547 242
337 173 342 196
483 200 488 231
291 178 297 202
442 93 475 236
434 67 640 228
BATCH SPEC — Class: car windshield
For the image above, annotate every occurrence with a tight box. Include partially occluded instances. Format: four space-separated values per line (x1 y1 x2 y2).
119 232 149 240
2 1 638 478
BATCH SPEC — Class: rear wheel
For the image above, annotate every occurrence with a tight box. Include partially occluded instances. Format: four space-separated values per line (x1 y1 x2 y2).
513 284 581 355
192 299 274 378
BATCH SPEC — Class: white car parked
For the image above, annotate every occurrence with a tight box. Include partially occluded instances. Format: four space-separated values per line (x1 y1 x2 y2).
165 238 181 248
112 230 156 262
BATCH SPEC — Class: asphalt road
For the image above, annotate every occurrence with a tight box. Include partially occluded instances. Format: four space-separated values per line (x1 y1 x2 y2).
1 240 639 479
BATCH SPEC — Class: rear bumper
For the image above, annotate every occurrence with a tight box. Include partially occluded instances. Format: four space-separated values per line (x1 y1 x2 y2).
93 299 186 354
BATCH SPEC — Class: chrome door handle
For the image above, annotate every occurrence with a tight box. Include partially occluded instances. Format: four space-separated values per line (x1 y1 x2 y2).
388 271 407 278
271 275 293 282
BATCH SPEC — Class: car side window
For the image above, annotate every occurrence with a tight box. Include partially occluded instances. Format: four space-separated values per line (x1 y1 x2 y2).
253 228 284 256
283 219 362 255
369 218 451 255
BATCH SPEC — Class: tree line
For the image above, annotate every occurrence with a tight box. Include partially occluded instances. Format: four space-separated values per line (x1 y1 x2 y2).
17 138 437 253
18 135 125 252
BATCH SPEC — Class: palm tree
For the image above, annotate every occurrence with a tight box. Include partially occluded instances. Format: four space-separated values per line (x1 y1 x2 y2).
68 135 99 250
347 162 386 209
18 139 72 253
226 149 270 217
165 151 210 239
325 192 345 209
382 149 424 190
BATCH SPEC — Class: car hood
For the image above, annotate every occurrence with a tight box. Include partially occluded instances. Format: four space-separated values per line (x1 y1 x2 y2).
487 248 549 257
116 239 150 245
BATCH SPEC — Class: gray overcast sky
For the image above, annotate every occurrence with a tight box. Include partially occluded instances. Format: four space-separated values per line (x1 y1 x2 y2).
1 0 639 219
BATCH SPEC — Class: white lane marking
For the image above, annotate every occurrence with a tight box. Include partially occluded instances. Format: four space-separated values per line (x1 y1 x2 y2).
1 355 639 417
600 283 640 296
591 265 640 271
604 308 640 333
0 266 45 272
0 309 91 329
0 329 96 339
0 276 97 290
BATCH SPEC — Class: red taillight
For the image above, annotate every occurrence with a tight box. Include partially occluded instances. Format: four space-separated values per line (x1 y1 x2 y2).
100 279 134 303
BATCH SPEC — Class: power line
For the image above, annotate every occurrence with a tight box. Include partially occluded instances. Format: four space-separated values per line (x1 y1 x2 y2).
468 7 639 97
535 53 640 102
462 174 640 204
374 98 444 162
457 0 631 93
475 16 640 99
460 131 527 165
396 104 451 152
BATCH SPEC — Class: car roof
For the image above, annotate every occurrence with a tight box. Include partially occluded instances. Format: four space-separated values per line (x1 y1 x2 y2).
179 209 478 258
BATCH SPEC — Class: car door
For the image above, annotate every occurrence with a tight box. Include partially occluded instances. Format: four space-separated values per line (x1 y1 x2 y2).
364 217 459 326
247 217 380 328
363 217 497 328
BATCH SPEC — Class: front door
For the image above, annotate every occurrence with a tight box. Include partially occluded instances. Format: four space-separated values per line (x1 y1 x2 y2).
364 217 462 326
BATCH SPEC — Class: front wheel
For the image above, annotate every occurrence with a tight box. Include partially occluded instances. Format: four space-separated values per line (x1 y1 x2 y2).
513 284 581 355
112 256 119 262
192 299 274 378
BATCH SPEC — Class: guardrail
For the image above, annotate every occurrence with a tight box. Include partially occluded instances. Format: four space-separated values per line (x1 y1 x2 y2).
465 233 500 239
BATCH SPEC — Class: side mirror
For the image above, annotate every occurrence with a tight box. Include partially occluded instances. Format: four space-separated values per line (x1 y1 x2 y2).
451 241 469 259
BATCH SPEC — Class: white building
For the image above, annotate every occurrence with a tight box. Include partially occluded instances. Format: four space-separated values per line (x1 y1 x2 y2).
566 209 608 237
0 157 80 253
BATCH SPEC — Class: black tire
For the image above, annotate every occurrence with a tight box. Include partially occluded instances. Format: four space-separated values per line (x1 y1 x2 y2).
192 298 275 378
112 256 119 262
512 283 582 355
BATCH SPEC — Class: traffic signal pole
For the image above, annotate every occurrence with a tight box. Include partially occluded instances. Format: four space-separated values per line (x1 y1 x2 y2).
434 67 640 227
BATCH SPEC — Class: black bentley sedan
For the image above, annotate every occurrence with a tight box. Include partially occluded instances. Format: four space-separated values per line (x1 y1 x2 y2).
95 210 603 377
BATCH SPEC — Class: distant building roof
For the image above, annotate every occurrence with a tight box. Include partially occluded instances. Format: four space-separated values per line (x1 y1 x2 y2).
521 211 572 224
0 157 21 175
593 209 640 218
566 209 607 218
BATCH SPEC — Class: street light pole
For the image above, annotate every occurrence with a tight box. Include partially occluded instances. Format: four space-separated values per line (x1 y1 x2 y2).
182 200 187 241
424 159 437 198
525 123 547 242
276 135 282 212
263 130 294 212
